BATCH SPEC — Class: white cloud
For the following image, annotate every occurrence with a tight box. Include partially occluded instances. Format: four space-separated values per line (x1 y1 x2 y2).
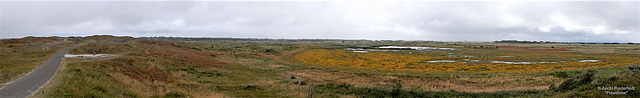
549 12 588 32
538 25 555 32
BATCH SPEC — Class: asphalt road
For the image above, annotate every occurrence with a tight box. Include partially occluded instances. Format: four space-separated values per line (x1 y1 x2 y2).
0 43 84 98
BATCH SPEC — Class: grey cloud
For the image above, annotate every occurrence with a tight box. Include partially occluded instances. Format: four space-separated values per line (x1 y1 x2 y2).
1 1 638 42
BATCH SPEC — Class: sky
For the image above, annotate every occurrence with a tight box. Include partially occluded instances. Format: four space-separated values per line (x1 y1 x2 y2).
1 1 639 42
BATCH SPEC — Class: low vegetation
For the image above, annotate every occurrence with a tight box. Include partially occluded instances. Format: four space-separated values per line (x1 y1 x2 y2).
295 49 640 73
1 36 637 97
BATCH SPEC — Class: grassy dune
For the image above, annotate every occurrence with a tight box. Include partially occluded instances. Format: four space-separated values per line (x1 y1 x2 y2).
42 36 306 97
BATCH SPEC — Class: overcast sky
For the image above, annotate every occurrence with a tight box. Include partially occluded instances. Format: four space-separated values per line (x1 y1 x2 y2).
1 1 638 42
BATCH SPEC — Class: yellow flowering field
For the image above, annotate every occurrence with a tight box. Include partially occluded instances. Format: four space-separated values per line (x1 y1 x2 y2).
295 49 640 73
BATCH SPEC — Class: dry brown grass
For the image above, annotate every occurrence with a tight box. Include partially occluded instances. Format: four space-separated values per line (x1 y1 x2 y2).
101 40 228 97
500 46 570 52
110 71 226 97
285 69 562 92
43 36 232 97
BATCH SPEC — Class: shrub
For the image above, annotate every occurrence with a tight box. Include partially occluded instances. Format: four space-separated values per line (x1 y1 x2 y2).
264 49 280 55
553 71 569 78
243 85 262 90
164 92 189 98
315 82 544 97
553 69 596 92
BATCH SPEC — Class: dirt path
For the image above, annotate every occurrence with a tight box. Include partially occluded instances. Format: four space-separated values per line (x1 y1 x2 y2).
274 48 307 65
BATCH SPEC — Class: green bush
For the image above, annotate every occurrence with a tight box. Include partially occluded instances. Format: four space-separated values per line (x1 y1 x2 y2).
263 49 280 55
553 69 596 92
553 71 569 78
243 85 262 90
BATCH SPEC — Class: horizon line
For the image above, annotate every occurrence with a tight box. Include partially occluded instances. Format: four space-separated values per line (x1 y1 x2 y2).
1 35 638 43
